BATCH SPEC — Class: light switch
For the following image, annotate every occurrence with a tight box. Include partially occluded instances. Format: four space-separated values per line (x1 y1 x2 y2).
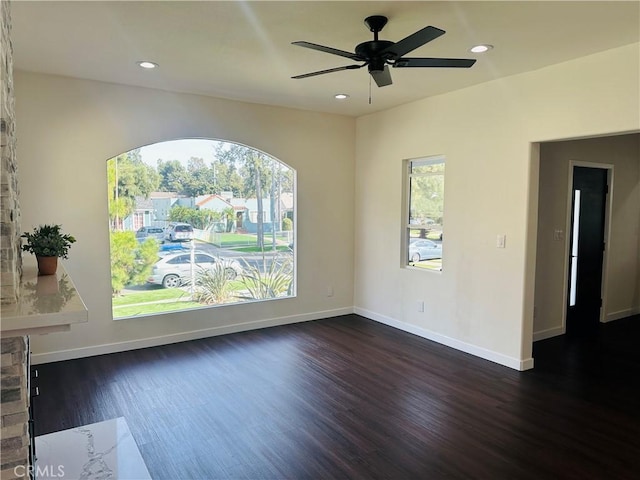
553 229 564 241
497 234 506 248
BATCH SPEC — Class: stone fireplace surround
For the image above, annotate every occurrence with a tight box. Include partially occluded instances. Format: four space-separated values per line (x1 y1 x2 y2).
1 2 87 479
1 2 27 477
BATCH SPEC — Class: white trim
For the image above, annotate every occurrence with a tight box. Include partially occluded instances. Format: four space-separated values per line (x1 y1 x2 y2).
604 307 640 323
31 307 353 365
533 326 565 342
354 307 534 371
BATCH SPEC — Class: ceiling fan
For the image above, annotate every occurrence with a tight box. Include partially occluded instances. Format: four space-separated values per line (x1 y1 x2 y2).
292 15 476 87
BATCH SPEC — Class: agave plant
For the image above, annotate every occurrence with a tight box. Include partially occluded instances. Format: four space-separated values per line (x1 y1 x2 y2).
192 263 235 305
237 255 293 300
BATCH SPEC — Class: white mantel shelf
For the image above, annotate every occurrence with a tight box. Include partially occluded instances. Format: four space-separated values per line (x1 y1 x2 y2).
1 257 88 337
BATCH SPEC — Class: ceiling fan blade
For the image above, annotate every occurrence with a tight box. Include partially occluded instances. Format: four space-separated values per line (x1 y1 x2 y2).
292 41 362 61
292 64 364 80
381 26 445 59
370 65 392 87
394 57 476 68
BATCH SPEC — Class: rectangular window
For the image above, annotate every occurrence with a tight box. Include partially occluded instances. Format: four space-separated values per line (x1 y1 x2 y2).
405 156 444 271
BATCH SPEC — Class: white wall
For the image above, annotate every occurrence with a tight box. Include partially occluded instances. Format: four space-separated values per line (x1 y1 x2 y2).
15 72 356 363
354 43 640 370
534 134 640 339
16 43 640 370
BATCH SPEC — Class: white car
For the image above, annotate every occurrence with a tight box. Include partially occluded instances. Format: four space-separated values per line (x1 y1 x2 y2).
147 251 243 288
135 226 165 242
164 223 194 242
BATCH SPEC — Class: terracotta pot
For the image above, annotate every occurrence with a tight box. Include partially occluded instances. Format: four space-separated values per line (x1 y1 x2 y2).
36 256 58 276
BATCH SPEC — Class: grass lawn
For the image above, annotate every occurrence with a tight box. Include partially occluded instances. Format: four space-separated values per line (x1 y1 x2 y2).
113 300 202 317
411 259 442 271
112 287 188 306
230 245 291 253
112 281 248 318
210 232 292 248
213 233 258 247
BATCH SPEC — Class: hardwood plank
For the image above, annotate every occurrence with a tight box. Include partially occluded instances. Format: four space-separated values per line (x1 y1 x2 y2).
33 314 640 479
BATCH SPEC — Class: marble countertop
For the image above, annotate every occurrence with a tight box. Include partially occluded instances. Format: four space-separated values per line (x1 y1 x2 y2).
0 256 88 336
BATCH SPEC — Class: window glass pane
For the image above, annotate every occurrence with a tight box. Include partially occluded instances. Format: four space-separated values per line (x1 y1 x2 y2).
107 139 296 319
406 155 444 272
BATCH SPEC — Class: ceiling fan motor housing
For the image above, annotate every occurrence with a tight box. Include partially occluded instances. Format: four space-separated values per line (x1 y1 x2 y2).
356 40 395 64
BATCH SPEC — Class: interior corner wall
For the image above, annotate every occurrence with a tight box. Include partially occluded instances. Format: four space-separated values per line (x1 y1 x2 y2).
354 43 640 370
14 72 356 363
534 134 640 338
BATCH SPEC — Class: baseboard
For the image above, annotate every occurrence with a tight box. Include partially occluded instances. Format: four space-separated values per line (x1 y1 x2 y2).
533 326 565 342
32 305 537 371
354 307 534 371
604 307 640 323
31 307 353 365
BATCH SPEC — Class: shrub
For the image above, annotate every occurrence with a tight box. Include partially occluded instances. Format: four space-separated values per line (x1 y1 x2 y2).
110 232 159 295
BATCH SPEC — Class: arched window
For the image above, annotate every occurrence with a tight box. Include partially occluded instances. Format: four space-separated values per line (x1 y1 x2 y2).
107 139 295 319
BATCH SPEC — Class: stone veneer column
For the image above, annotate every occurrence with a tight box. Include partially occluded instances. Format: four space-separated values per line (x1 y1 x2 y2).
1 0 21 305
0 337 29 480
1 2 29 478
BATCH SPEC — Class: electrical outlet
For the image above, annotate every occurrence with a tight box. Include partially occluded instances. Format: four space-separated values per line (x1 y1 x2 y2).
327 286 334 297
497 234 506 248
417 301 424 312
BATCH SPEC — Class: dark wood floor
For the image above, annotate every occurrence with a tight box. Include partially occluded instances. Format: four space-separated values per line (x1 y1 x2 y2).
34 314 640 479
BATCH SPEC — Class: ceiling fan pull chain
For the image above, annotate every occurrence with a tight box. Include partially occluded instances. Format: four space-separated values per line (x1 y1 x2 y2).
369 75 372 105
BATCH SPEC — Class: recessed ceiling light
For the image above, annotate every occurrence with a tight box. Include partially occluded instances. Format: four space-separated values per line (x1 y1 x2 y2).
334 94 350 100
137 61 158 69
470 44 493 53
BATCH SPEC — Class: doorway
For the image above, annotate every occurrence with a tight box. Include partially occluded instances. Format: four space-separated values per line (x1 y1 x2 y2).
566 165 610 335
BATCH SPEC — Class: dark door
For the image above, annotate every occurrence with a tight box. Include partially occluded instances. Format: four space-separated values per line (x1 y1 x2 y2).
567 166 608 335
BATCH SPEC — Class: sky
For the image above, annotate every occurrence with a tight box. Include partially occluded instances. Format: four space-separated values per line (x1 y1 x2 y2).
139 139 220 169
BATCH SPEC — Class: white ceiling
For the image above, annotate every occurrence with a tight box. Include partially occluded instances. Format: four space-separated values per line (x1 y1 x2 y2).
10 1 640 117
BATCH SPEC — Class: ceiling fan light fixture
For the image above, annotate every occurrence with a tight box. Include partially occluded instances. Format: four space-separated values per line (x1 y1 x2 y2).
470 44 493 53
334 94 350 100
137 61 158 69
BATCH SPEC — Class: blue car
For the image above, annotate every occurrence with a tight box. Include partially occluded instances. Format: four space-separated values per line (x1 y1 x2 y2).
408 239 442 263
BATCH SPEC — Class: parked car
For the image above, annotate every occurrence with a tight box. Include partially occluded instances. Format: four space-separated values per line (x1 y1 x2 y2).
159 242 189 254
165 223 193 242
135 226 165 243
147 251 243 288
408 239 442 263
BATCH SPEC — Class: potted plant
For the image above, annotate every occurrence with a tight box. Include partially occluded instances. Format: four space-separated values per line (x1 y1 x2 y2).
21 224 76 275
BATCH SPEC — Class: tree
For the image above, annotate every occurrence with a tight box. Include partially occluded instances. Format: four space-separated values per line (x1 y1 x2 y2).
107 150 159 229
110 232 159 294
213 143 294 253
168 205 221 229
214 144 269 248
209 159 243 196
157 159 188 193
184 157 216 196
